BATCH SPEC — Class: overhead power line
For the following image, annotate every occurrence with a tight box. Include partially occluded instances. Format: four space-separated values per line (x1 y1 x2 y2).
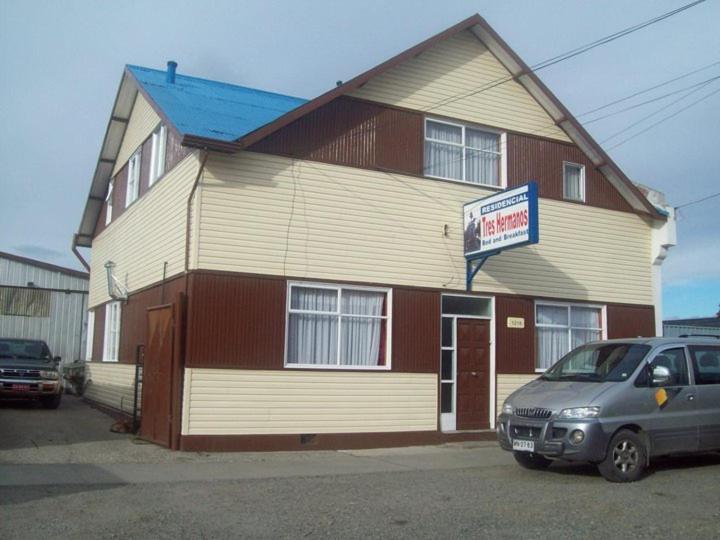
600 78 719 143
578 59 720 117
425 0 707 112
675 192 720 210
605 86 720 150
583 75 720 124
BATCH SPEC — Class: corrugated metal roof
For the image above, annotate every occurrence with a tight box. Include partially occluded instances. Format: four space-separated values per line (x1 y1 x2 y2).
126 65 308 142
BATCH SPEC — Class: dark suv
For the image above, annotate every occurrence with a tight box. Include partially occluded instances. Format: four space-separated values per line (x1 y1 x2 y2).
0 338 63 408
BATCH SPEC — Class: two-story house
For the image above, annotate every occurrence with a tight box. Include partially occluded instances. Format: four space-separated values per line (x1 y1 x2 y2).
74 15 672 451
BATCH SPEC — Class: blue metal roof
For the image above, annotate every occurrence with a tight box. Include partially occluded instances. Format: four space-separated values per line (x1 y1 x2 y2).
127 65 308 142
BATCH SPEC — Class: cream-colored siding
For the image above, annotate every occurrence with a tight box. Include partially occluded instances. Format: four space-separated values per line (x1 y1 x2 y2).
350 30 570 142
89 152 200 307
181 369 437 435
197 152 653 305
113 93 161 176
84 362 138 414
496 374 537 416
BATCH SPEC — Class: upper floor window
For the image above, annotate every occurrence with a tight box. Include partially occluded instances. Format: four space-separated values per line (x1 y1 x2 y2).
536 302 604 371
285 282 391 369
563 162 585 202
149 124 167 186
126 149 141 207
105 179 114 225
103 301 121 362
424 119 503 187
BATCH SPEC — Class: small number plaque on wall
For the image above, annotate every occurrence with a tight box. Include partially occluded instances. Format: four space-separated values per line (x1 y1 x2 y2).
507 317 525 329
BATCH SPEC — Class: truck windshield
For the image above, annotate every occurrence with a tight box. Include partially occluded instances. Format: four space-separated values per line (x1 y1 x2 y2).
0 339 52 361
541 343 650 383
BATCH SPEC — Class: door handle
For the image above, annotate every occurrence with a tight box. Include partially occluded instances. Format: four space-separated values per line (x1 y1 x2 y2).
687 395 695 401
471 372 478 377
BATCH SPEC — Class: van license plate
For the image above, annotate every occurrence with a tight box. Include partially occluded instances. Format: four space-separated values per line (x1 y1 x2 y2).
12 384 30 392
512 439 534 452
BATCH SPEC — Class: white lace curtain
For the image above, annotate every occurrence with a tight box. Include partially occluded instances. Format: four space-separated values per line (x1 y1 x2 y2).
424 121 500 185
536 305 601 370
287 287 385 366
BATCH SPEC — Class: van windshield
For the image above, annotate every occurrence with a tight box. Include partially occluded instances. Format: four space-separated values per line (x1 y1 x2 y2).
541 343 650 383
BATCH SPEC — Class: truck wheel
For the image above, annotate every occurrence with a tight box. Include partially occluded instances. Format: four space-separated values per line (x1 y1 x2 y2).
513 451 552 470
41 394 62 409
598 429 647 482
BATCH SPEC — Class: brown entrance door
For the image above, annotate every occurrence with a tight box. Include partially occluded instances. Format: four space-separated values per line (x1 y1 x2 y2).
456 318 490 430
140 304 175 447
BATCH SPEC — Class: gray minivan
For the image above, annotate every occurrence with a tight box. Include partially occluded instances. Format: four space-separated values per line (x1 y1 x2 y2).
497 337 720 482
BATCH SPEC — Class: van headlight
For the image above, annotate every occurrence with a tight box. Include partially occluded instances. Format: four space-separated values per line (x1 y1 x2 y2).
40 370 59 380
502 402 513 415
558 407 600 419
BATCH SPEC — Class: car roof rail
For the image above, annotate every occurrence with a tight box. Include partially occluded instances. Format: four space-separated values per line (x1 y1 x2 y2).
678 334 720 339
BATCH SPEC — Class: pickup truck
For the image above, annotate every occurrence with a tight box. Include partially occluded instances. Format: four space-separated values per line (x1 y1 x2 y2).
0 338 63 408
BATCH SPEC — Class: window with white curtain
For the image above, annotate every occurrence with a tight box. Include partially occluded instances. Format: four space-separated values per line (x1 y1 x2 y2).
149 124 167 186
424 119 502 187
285 283 391 369
103 301 121 362
536 303 603 370
563 162 585 202
126 149 141 207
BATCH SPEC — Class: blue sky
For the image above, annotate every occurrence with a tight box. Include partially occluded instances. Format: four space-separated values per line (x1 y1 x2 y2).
0 0 718 319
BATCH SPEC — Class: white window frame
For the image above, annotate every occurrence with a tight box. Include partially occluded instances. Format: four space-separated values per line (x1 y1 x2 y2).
424 117 507 189
563 161 586 202
534 301 607 372
149 124 167 186
103 301 121 362
284 281 392 370
105 179 114 225
125 149 141 207
85 310 95 361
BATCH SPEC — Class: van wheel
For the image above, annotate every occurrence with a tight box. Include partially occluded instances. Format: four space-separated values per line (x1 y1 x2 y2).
598 429 647 482
513 452 552 470
41 394 62 409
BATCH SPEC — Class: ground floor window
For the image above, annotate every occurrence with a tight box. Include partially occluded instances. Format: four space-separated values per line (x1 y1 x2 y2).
536 302 604 371
285 283 391 369
103 301 121 362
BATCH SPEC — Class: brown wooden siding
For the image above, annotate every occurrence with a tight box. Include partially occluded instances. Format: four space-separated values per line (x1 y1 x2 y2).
250 96 423 175
607 304 655 339
166 126 192 173
495 296 535 374
91 303 106 362
391 288 440 373
117 276 186 364
185 273 439 372
93 126 192 238
507 134 634 213
185 273 287 369
251 96 636 215
88 276 186 363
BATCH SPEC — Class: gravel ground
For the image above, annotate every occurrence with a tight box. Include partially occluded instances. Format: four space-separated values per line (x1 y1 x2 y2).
2 458 720 540
2 396 719 539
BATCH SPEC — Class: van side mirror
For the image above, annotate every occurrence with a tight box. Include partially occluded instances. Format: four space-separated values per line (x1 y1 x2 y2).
652 365 671 386
53 356 62 365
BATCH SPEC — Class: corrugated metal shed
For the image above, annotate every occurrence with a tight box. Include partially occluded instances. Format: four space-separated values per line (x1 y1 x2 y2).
127 65 308 142
663 323 720 338
0 252 89 364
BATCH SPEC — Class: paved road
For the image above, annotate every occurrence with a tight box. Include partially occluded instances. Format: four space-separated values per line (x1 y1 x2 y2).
1 397 719 539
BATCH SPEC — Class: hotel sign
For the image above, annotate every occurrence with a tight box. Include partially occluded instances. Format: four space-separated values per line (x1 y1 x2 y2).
463 182 539 259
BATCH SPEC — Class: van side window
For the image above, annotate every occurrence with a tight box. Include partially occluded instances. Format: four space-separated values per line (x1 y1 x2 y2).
648 348 689 387
688 345 720 385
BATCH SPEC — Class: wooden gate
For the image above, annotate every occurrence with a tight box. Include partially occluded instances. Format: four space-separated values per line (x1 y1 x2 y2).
140 297 183 448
